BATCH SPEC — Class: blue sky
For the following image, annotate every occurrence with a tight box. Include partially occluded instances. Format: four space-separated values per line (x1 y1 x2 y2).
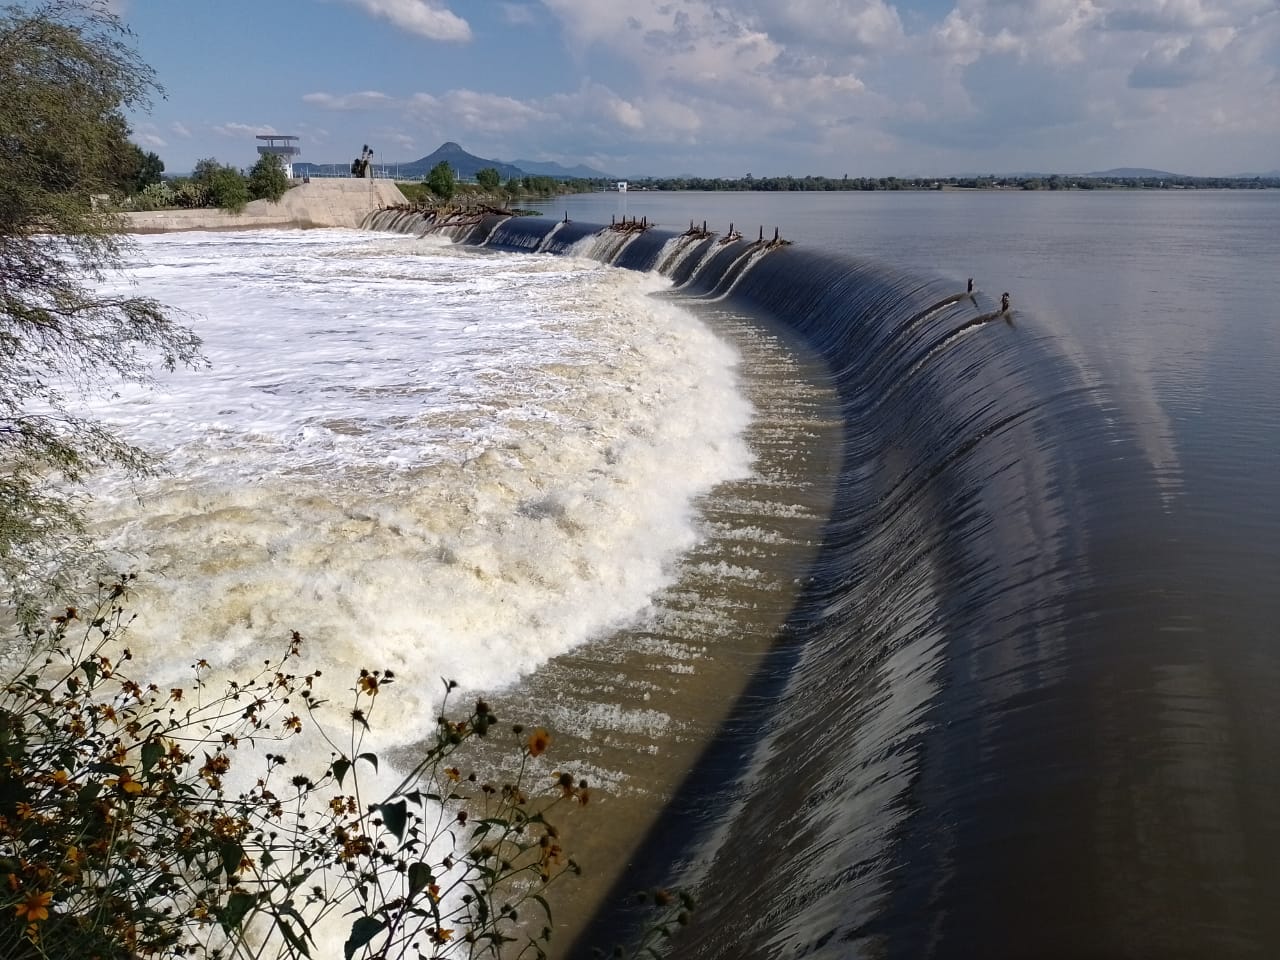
114 0 1280 178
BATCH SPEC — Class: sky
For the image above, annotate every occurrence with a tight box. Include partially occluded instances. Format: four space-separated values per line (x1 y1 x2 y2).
109 0 1280 178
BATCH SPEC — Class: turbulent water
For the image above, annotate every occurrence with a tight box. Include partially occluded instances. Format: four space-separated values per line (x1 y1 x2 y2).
81 189 1280 960
84 229 760 757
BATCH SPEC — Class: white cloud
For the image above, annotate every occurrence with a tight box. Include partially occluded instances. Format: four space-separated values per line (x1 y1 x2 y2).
399 90 543 144
382 131 417 151
748 0 905 54
608 98 646 131
212 122 280 139
881 0 1280 175
1129 35 1207 87
500 3 537 25
931 10 986 66
542 0 781 83
338 0 471 42
536 0 875 142
129 121 169 149
170 121 192 138
187 0 1272 177
303 90 396 110
439 90 543 133
1102 0 1271 33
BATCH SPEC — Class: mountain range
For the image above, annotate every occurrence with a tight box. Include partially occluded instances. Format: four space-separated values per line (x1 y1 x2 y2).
295 142 611 181
510 157 614 179
1084 167 1183 178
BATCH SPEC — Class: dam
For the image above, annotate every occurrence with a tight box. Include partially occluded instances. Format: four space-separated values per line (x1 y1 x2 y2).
356 203 1280 960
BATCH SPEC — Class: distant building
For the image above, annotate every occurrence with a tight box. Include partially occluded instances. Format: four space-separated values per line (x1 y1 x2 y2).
256 135 301 178
616 180 628 192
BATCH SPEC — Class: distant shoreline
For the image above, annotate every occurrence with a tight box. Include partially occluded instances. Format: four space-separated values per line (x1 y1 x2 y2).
601 175 1280 194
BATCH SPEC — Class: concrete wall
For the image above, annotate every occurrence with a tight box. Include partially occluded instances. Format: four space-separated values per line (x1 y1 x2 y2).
122 178 407 233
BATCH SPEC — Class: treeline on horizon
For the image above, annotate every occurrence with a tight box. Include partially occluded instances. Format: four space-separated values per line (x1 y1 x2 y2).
549 172 1280 193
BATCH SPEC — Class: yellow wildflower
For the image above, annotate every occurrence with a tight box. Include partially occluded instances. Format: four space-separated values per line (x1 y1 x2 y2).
14 890 52 923
526 728 551 757
107 771 144 795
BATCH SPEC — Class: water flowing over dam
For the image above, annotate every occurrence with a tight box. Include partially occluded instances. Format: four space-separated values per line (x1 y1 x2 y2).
363 207 1280 960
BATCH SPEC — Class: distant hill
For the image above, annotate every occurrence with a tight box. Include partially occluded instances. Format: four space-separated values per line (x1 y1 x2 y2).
297 142 524 181
388 142 524 181
1086 167 1184 179
510 158 612 180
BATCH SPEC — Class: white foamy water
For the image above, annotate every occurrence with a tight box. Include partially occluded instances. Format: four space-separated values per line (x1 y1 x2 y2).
84 228 754 752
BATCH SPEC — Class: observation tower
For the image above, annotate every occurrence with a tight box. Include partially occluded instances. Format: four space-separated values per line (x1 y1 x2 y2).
256 134 301 178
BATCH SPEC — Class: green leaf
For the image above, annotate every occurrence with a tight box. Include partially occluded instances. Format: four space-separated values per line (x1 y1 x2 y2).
140 738 162 772
80 660 98 685
407 861 433 898
220 840 244 879
277 917 312 958
76 781 102 810
377 799 408 843
219 891 257 933
331 757 351 788
344 916 386 960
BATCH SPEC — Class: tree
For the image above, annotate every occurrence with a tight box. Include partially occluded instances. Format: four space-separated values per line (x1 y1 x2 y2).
192 155 249 211
0 0 203 613
248 151 289 202
115 140 164 194
425 159 455 199
474 166 501 191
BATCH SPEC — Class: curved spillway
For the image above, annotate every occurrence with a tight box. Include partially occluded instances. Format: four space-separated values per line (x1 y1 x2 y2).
363 211 1276 959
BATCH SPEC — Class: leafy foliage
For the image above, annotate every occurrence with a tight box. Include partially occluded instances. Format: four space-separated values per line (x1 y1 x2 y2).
0 579 599 959
474 167 501 191
169 178 211 209
125 179 176 211
248 153 289 203
116 141 165 194
426 161 456 200
192 157 249 212
0 0 204 615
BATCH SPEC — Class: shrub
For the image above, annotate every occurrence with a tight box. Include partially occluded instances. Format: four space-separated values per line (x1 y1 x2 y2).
248 154 289 203
192 158 249 213
0 578 595 959
170 179 210 209
125 180 176 211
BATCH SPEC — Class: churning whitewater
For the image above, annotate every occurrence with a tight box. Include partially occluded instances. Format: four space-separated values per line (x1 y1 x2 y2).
84 228 754 755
